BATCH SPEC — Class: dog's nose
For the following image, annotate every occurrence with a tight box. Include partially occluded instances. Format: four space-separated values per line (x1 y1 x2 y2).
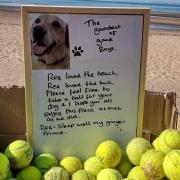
33 25 46 41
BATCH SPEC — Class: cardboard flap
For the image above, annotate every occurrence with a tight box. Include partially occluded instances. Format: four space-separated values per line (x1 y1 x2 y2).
165 92 178 129
0 86 26 135
177 113 180 131
143 90 178 141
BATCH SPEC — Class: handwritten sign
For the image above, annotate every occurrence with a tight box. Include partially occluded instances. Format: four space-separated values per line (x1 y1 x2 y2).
22 6 150 158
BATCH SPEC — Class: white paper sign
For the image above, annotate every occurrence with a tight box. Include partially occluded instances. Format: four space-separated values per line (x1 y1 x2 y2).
23 6 149 159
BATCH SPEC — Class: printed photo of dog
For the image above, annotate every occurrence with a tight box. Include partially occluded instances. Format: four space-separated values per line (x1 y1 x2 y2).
31 14 69 69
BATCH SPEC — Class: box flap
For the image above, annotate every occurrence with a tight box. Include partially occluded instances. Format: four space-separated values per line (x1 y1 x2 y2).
143 90 178 141
0 86 26 135
177 113 180 131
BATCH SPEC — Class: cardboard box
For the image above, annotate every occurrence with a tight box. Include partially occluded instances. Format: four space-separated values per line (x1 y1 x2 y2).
0 86 26 151
0 86 26 134
0 86 179 151
143 90 179 142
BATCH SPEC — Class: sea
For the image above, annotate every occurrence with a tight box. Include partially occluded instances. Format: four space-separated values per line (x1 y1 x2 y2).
0 0 180 30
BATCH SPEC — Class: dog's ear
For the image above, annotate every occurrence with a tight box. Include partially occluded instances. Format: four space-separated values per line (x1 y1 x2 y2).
65 25 69 48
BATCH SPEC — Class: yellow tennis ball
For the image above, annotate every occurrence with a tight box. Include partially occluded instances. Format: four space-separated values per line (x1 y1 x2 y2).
0 152 9 179
60 156 82 174
43 167 70 180
153 129 180 154
152 137 159 149
84 156 104 176
16 166 42 180
33 153 57 174
126 137 152 165
97 168 122 180
96 140 122 168
4 140 33 169
128 166 149 180
117 156 133 178
163 149 180 180
72 170 95 180
6 169 14 178
140 149 165 179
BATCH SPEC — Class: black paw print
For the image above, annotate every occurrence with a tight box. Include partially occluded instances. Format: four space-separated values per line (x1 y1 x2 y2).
72 46 84 57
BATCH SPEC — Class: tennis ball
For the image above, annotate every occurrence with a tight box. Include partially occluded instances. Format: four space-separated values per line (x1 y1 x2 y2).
126 137 152 165
4 140 33 169
0 152 9 179
6 169 14 178
60 156 82 174
96 140 122 168
97 168 122 180
163 149 180 180
84 156 104 176
33 153 57 174
140 149 165 179
16 165 42 180
43 167 70 180
153 129 180 154
117 156 133 178
152 137 159 149
72 170 95 180
128 166 149 180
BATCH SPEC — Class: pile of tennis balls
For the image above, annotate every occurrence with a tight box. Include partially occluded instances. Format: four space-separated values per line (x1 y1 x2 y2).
0 128 179 180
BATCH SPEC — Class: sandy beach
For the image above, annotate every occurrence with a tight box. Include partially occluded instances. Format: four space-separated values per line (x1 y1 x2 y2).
0 9 180 111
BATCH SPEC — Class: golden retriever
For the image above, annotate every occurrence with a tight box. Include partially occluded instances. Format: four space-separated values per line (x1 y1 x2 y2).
31 14 69 69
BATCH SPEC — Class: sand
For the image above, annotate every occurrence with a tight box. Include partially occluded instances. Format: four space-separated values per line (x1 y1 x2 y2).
146 30 180 108
0 9 180 110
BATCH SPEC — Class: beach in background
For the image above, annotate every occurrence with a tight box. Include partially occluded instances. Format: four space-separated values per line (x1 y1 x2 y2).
0 0 180 30
0 5 180 111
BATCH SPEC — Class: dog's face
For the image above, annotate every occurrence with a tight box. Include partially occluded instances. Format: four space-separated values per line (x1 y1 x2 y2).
31 15 67 57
